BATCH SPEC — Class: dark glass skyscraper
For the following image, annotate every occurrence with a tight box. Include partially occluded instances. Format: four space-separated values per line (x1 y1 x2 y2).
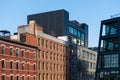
27 9 88 47
95 17 120 80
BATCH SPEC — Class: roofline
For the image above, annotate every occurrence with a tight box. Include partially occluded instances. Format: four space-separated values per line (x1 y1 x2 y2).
0 37 37 49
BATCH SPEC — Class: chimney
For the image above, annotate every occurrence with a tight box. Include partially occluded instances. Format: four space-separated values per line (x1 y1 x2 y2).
29 20 36 35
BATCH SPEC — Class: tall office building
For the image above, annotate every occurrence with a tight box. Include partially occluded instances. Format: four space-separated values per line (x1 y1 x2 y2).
95 17 120 80
27 9 88 47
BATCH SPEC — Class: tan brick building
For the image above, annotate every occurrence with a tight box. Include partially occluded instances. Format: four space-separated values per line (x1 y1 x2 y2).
18 21 68 80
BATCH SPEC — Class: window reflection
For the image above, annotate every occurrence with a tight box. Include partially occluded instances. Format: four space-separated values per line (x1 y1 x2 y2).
102 23 118 36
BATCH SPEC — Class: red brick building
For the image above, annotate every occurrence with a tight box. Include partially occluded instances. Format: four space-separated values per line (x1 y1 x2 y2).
0 35 37 80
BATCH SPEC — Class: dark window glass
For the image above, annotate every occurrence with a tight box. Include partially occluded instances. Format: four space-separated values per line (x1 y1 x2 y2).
10 48 12 56
22 63 24 70
16 62 19 69
16 76 19 80
2 75 5 80
1 46 4 54
22 50 24 57
10 76 13 80
2 60 5 68
16 49 19 57
34 64 36 71
22 76 24 80
38 38 40 46
34 76 36 80
42 39 44 47
10 61 13 69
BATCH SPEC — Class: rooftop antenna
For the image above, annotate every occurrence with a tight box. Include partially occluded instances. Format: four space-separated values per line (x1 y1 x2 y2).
111 13 120 18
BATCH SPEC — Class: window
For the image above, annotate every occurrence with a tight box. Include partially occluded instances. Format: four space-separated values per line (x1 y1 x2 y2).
2 60 5 68
22 50 24 57
81 33 85 40
38 62 40 70
10 48 12 56
22 76 24 80
69 26 73 34
39 74 40 80
42 39 44 47
38 38 40 46
34 53 36 59
10 61 13 69
16 76 19 80
104 54 118 68
10 76 13 80
46 63 48 70
1 46 5 54
2 75 5 80
22 63 24 70
16 62 19 69
42 62 44 70
16 49 19 57
50 42 52 49
78 31 81 38
34 64 36 71
34 76 36 80
46 40 48 48
73 29 77 36
46 74 48 80
50 63 52 71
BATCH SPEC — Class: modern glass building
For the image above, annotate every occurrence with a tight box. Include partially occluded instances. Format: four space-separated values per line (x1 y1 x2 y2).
95 17 120 80
27 9 88 47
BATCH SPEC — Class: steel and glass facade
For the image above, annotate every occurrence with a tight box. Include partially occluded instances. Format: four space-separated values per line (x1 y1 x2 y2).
27 9 88 47
95 17 120 80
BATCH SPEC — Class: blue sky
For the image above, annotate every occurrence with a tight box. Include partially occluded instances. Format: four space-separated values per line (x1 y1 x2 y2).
0 0 120 47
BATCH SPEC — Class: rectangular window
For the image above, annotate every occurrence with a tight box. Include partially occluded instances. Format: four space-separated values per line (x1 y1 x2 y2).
38 62 40 70
73 29 77 36
78 31 81 38
10 48 12 56
38 38 40 46
2 60 5 68
22 63 24 70
34 64 36 71
104 54 118 68
1 46 5 54
69 26 73 34
2 75 5 80
10 61 13 69
50 42 52 49
34 76 36 80
22 76 24 80
16 76 19 80
16 49 19 57
81 33 85 40
34 53 36 59
10 76 13 80
22 50 24 57
42 39 44 47
16 62 19 69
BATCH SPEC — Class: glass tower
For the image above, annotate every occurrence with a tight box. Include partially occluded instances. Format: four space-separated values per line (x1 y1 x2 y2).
95 17 120 80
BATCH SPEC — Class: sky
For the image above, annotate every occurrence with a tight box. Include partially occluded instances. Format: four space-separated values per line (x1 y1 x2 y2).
0 0 120 47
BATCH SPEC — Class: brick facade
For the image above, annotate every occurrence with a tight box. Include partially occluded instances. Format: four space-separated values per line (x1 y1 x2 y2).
0 38 37 80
